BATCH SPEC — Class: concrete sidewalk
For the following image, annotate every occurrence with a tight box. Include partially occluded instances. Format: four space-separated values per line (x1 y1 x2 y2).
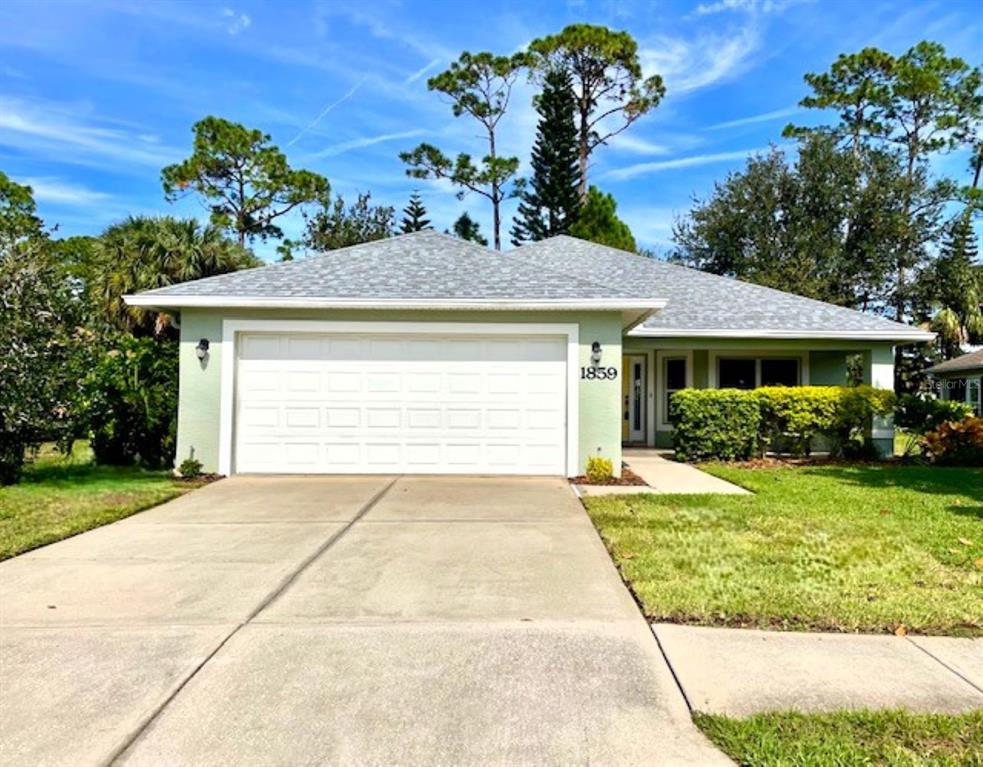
577 450 750 496
654 623 983 716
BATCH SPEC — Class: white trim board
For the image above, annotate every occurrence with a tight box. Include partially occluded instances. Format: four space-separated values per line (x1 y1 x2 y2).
126 294 666 312
218 319 581 477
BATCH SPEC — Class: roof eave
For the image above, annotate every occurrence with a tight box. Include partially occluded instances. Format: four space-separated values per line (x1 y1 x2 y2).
123 294 668 313
628 327 937 343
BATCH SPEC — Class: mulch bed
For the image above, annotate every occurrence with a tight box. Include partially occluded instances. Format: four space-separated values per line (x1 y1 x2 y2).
570 465 648 486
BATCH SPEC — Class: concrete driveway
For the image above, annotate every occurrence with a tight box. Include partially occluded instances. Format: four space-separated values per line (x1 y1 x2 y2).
0 476 727 766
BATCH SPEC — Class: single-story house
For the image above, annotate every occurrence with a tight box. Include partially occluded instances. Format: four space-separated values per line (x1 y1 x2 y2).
124 231 933 477
926 349 983 416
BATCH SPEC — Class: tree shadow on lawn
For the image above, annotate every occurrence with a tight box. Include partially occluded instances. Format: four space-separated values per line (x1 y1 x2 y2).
21 460 172 487
804 464 983 504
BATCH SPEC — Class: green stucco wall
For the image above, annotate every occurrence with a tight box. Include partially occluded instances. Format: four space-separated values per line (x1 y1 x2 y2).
176 309 623 476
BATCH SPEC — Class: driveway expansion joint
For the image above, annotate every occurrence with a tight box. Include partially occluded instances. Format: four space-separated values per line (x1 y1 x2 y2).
100 476 401 766
906 636 983 695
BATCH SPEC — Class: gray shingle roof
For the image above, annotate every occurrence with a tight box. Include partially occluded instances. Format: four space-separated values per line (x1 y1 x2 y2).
511 236 931 340
133 230 651 303
925 349 983 375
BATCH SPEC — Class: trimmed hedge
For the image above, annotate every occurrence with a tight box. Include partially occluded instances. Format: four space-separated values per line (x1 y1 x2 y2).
670 386 896 462
670 389 762 461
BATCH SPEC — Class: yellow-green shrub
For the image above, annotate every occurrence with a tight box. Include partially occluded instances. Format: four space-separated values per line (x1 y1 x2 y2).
670 389 762 461
670 385 897 461
585 455 614 482
755 386 841 456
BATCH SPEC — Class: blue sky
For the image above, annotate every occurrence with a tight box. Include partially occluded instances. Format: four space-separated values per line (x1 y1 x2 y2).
1 0 980 260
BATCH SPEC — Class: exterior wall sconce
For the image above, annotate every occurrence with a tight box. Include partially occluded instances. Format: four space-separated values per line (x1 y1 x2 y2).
591 341 603 365
195 338 210 361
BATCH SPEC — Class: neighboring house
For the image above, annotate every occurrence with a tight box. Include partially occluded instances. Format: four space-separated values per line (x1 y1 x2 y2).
925 350 983 416
125 231 932 477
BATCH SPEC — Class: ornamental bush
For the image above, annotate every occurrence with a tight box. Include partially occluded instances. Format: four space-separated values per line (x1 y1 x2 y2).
585 455 614 483
895 394 972 435
922 417 983 466
669 386 896 462
755 386 841 456
670 389 762 461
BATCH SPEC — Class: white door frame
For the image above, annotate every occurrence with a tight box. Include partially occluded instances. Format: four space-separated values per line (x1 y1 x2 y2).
219 319 580 476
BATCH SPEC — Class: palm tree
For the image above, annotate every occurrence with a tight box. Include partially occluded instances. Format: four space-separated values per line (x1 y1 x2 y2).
91 216 260 337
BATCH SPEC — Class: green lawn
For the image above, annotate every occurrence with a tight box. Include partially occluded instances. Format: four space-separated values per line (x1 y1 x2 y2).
0 443 194 560
694 709 983 767
584 464 982 636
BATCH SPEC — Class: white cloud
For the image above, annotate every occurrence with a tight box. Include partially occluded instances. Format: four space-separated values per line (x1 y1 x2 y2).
603 147 766 180
308 129 427 159
706 106 800 130
405 58 441 84
222 8 251 36
605 134 671 155
20 177 111 207
0 97 182 169
694 0 802 15
641 25 759 95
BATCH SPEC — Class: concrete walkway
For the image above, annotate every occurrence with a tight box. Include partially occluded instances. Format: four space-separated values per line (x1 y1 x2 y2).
0 476 728 766
654 623 983 716
577 449 750 496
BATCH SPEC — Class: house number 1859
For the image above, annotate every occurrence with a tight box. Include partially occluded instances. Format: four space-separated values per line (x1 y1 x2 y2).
580 366 618 380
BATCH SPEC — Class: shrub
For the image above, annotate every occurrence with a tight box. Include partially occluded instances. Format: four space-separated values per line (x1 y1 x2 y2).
670 389 761 461
755 387 840 456
829 385 896 456
895 394 972 435
922 417 983 466
585 455 614 483
670 385 896 462
80 335 178 469
178 456 203 478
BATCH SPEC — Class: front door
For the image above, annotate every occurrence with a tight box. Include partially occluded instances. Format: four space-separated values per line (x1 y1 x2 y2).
623 354 646 444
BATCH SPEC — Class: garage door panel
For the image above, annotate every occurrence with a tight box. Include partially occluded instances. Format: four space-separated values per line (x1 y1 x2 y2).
234 333 567 475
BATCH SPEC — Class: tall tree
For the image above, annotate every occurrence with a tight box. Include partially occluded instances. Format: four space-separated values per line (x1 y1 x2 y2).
528 24 665 199
0 175 84 483
786 42 982 322
569 186 636 252
304 192 396 251
511 66 581 245
671 137 923 310
450 212 487 246
90 216 259 338
400 191 431 233
400 51 528 250
919 213 983 359
162 116 330 247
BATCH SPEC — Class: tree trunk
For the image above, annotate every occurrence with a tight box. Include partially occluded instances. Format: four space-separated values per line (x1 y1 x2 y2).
489 129 501 250
577 95 590 201
492 197 501 250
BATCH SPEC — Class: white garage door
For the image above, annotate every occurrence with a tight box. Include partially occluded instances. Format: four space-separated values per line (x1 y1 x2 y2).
233 332 568 475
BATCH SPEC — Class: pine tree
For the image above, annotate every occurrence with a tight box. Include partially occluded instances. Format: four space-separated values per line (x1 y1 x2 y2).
511 67 581 245
569 186 636 252
450 212 488 246
928 213 982 358
400 191 431 233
